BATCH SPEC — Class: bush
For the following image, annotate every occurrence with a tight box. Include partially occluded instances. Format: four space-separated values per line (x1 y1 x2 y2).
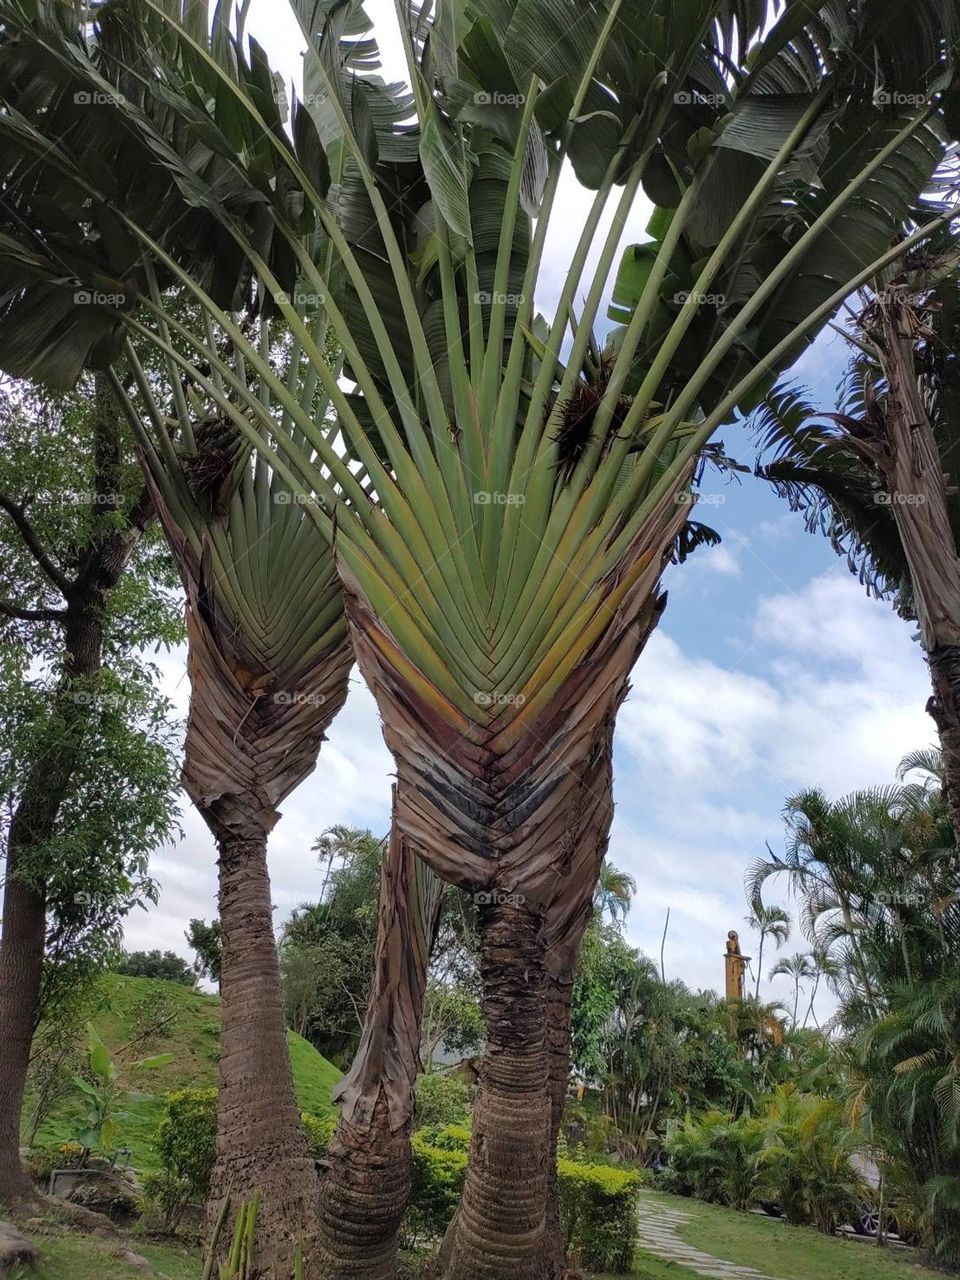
302 1111 337 1161
414 1071 471 1129
557 1158 642 1273
407 1131 468 1245
25 1142 86 1185
664 1110 765 1210
146 1089 338 1230
147 1087 217 1228
406 1127 642 1273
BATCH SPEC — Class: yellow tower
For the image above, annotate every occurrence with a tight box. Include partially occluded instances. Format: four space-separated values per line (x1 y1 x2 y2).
724 930 750 1001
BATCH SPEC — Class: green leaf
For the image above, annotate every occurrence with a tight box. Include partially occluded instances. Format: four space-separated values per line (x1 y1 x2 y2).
419 105 473 243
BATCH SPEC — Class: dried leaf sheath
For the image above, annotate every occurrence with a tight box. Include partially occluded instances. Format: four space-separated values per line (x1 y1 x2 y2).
314 806 444 1278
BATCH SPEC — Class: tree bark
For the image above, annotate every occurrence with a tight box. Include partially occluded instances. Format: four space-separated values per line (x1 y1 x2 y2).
442 896 551 1280
314 811 443 1279
872 291 960 845
208 829 319 1276
927 643 960 843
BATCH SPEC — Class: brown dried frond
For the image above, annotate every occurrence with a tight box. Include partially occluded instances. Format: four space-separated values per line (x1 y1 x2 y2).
551 361 634 485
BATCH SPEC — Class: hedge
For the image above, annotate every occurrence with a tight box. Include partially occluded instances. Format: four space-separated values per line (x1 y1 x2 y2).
409 1124 642 1273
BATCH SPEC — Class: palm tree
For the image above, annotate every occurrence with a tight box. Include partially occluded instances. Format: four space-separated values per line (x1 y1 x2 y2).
769 952 817 1029
755 253 960 843
745 902 791 1000
594 859 638 924
0 2 956 1274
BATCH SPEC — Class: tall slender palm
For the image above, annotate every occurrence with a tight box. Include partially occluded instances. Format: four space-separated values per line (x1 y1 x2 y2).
0 1 956 1275
594 859 639 924
755 254 960 843
745 902 792 1000
769 952 817 1028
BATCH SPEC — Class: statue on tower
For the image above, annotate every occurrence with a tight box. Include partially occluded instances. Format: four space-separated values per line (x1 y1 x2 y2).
724 929 750 1001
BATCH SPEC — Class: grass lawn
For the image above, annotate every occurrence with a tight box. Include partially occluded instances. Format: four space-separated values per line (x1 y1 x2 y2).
9 1226 201 1280
27 974 340 1171
598 1190 948 1280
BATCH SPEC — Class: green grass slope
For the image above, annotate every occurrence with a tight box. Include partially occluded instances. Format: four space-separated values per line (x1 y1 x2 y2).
28 973 340 1171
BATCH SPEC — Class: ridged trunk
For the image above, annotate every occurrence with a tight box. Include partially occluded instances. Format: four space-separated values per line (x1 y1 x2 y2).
927 643 960 844
442 896 551 1280
0 597 107 1210
874 292 960 847
209 830 319 1275
314 812 442 1278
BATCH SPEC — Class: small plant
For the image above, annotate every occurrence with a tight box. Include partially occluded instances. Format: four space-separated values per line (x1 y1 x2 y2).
202 1195 304 1280
72 1023 172 1159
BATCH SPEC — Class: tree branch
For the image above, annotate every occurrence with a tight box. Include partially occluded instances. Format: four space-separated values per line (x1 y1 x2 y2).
0 492 70 594
0 597 66 623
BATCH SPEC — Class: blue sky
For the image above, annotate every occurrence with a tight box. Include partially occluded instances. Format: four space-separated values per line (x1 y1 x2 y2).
126 3 940 1025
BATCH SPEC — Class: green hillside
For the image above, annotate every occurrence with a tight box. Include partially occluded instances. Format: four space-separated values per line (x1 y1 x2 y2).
27 973 341 1171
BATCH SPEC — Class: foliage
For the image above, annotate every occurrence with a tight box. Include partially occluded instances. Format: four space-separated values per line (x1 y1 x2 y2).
24 1141 86 1185
664 1110 766 1210
30 975 339 1172
146 1088 218 1229
71 1024 172 1158
407 1125 642 1272
280 828 383 1065
301 1111 336 1162
185 919 221 987
413 1072 471 1130
117 952 197 986
556 1158 643 1273
146 1087 336 1229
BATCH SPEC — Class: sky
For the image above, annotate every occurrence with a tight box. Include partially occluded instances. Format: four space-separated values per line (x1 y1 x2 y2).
125 2 939 1024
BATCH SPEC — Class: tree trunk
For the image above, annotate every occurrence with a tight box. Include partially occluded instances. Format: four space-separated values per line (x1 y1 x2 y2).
313 810 443 1278
208 830 319 1276
543 979 574 1279
442 896 551 1280
873 291 960 845
927 643 960 843
0 604 106 1210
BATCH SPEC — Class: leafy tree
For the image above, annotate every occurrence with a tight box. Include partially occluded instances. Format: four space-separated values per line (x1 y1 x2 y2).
116 951 196 986
0 375 181 1210
186 919 221 988
755 249 960 843
768 953 817 1030
744 902 791 1000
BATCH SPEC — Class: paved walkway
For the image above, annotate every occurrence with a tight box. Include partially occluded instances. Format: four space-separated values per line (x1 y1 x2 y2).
636 1196 784 1280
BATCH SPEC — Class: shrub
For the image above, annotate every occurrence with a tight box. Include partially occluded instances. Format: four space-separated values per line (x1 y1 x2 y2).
25 1142 86 1185
664 1110 764 1210
146 1089 338 1230
405 1128 642 1273
414 1071 470 1129
557 1158 642 1273
302 1111 337 1161
147 1087 217 1228
406 1131 468 1245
